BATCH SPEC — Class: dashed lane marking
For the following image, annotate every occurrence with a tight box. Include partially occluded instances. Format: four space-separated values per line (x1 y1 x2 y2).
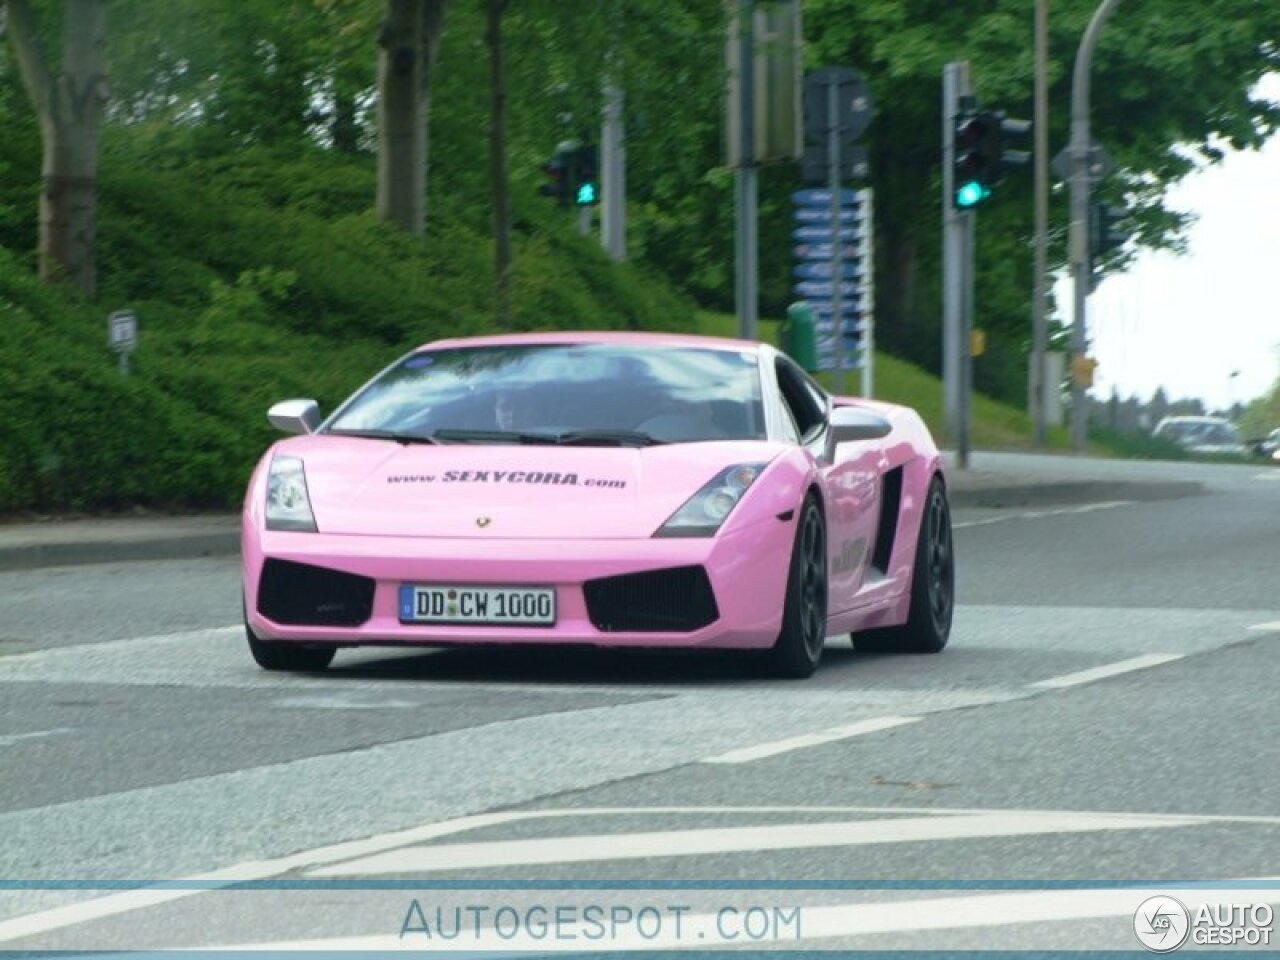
1029 653 1184 690
953 500 1131 530
0 728 72 748
701 716 920 765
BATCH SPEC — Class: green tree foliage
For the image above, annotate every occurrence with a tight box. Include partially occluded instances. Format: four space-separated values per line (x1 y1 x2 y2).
805 0 1280 399
1240 375 1280 440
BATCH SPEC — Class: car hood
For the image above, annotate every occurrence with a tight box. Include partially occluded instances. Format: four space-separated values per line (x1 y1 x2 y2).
274 436 783 539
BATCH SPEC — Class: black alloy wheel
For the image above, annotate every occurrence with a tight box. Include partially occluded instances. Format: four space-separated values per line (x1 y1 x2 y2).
766 496 828 678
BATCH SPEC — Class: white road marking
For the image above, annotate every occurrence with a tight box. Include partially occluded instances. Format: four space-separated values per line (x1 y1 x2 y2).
309 810 1201 877
1253 472 1280 480
213 883 1280 952
0 728 72 748
0 811 527 944
0 625 241 664
1029 653 1184 690
272 695 421 710
1248 621 1280 632
701 716 919 764
953 500 1131 530
7 804 1280 945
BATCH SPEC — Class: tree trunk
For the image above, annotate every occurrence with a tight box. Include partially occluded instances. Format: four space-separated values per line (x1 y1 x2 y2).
330 76 361 154
485 0 512 328
376 0 445 233
7 0 108 297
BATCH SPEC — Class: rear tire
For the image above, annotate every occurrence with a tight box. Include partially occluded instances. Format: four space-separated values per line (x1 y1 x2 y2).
853 475 953 654
764 496 828 679
245 621 336 672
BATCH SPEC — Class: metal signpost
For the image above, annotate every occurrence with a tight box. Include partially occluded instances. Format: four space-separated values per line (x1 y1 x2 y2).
791 188 874 394
107 309 137 376
942 62 972 467
798 67 873 395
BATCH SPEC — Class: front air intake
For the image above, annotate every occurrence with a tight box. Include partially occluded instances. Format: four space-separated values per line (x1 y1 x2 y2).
583 565 719 633
257 558 375 627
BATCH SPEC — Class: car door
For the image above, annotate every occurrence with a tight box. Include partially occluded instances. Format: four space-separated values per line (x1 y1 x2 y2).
771 357 882 611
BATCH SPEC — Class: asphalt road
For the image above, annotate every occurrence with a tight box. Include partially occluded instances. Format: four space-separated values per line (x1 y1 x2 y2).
1 455 1277 953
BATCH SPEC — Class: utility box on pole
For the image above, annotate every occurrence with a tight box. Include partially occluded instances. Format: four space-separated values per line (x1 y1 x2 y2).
725 1 803 166
727 0 803 342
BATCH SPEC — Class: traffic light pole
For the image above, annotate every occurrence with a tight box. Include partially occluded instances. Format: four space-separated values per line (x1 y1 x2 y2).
733 0 759 342
827 76 846 394
601 79 626 260
941 61 971 468
1069 0 1122 455
1031 0 1049 447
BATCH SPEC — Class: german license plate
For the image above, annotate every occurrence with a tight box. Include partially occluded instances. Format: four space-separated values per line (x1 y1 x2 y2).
398 584 556 626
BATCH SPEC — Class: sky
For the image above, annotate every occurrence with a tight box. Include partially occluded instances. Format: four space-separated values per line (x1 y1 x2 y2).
1078 75 1280 413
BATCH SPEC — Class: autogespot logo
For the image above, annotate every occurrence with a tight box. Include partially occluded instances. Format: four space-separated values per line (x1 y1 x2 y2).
1134 896 1191 953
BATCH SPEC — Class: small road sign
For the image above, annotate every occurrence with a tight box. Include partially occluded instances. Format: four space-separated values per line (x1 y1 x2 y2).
793 207 859 224
792 188 859 207
793 243 859 261
1052 143 1115 183
803 68 874 143
793 226 857 244
793 261 862 281
108 310 137 353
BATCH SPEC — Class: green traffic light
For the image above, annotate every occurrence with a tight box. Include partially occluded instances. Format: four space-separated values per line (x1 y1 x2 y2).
955 180 990 208
576 181 597 206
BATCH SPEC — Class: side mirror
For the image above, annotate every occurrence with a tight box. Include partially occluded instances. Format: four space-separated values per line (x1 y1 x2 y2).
267 398 321 435
830 406 892 445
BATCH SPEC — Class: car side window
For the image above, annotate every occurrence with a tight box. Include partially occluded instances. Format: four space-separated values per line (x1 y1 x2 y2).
774 359 826 442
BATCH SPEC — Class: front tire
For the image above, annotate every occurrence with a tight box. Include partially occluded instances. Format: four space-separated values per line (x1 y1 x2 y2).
764 496 828 679
245 621 336 672
854 474 953 654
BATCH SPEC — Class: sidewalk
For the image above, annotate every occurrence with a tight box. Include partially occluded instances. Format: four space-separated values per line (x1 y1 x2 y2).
0 453 1203 571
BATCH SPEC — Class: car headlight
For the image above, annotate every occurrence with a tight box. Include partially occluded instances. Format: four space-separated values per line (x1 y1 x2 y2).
654 463 767 538
266 455 317 532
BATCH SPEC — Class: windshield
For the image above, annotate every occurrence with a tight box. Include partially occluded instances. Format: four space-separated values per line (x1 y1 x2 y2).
326 343 766 444
1160 420 1239 445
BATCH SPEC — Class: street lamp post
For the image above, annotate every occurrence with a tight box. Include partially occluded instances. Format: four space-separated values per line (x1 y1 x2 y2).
1069 0 1122 454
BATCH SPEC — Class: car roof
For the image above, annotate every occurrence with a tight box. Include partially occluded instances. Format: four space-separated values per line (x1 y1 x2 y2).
415 330 763 354
415 330 762 352
1156 415 1229 425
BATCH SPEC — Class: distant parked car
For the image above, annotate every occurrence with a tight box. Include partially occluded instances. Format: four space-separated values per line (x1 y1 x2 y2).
1261 427 1280 461
1152 416 1249 457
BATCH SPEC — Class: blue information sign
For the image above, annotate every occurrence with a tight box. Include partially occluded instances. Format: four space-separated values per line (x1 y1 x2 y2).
793 207 858 224
793 243 858 261
793 279 859 298
791 188 859 207
793 226 856 244
793 261 861 281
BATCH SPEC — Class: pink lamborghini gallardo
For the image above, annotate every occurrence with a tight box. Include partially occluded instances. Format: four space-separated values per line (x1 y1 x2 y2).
241 332 953 678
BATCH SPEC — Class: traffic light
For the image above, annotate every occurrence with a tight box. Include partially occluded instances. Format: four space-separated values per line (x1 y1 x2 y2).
538 141 599 209
951 105 1032 209
538 142 574 208
1091 202 1128 257
574 143 599 207
953 108 996 208
994 112 1032 176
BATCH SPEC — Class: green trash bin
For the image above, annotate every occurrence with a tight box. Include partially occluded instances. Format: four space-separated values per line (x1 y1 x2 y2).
781 302 818 372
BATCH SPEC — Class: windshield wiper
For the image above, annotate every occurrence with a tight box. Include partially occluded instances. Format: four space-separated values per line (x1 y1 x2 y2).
431 429 559 445
326 428 436 445
551 429 667 447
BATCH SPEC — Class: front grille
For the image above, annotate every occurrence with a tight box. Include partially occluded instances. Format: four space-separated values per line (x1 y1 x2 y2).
583 565 719 633
257 558 375 627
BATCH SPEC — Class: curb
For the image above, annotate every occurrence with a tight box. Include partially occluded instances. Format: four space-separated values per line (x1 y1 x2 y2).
0 530 240 572
947 479 1204 510
0 478 1204 572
